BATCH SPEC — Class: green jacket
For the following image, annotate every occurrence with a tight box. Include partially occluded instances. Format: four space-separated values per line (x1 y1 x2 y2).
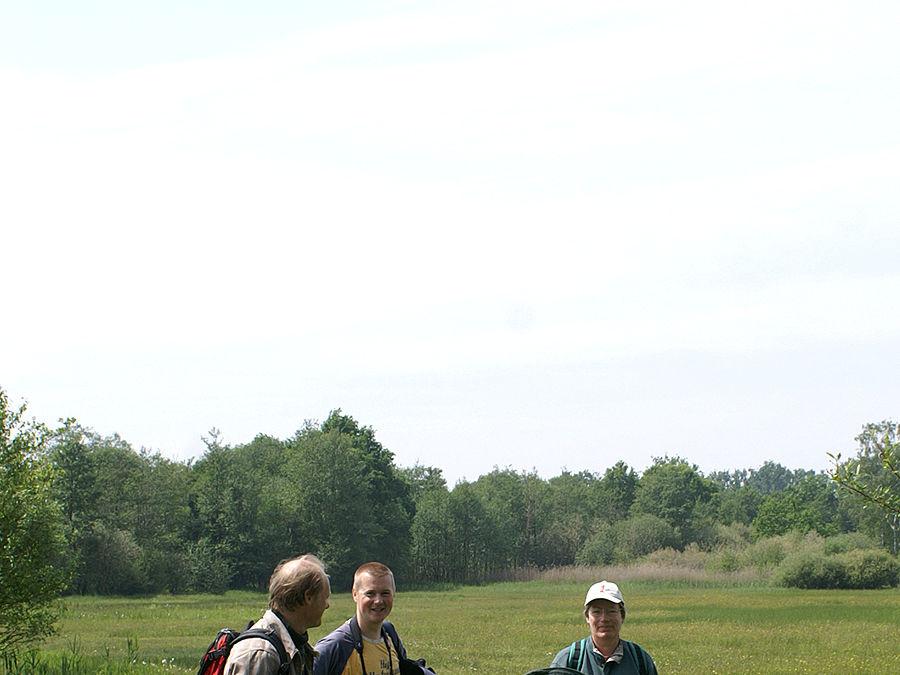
550 638 657 675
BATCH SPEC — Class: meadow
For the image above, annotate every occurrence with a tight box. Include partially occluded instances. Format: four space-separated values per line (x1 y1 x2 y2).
16 581 900 674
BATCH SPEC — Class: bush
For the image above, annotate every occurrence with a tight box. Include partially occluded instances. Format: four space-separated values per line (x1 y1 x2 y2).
740 536 790 571
645 544 708 570
839 549 899 588
713 522 753 549
79 523 146 595
576 524 617 566
708 548 741 573
615 514 679 560
0 390 70 657
775 551 848 589
140 544 188 594
824 532 879 555
185 538 234 594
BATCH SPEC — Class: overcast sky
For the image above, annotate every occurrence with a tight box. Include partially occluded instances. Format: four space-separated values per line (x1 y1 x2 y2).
3 1 899 485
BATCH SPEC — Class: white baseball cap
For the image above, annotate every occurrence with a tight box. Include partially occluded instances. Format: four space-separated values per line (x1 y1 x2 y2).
584 580 624 607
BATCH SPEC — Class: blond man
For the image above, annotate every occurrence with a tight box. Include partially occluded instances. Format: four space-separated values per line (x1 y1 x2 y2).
313 562 432 675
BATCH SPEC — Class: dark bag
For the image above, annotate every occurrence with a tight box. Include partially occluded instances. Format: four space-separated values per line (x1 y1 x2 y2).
399 655 436 675
382 620 436 674
197 624 290 675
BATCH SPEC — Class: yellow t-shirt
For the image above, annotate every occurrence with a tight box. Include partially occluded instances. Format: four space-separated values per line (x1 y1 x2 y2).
340 635 400 675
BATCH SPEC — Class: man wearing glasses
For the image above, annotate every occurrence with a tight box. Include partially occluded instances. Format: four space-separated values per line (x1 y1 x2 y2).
549 581 657 675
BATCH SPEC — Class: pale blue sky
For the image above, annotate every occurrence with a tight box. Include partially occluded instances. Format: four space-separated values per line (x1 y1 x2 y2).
3 1 899 484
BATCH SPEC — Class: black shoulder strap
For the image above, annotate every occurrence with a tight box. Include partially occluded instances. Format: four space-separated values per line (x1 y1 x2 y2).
382 621 404 658
623 641 648 675
351 616 405 674
231 628 290 675
349 615 364 652
566 638 586 670
349 616 372 674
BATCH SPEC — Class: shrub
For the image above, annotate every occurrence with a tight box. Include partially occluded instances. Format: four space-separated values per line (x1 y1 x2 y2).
79 523 146 594
824 532 879 555
140 545 188 594
708 548 741 573
576 524 617 566
839 549 899 588
185 538 234 594
615 514 679 560
0 390 69 657
645 544 708 570
714 522 753 549
775 551 848 589
740 536 790 571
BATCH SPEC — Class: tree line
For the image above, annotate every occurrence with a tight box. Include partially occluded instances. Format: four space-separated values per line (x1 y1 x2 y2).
4 395 895 596
4 385 899 654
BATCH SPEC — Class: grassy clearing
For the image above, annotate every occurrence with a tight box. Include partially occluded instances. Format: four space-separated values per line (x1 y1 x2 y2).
20 582 900 674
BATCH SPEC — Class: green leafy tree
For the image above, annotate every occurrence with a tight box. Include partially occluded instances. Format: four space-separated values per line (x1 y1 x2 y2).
398 464 447 505
708 468 750 490
445 482 498 582
830 421 900 553
0 389 69 657
575 522 617 565
192 434 290 590
615 513 679 560
78 522 145 594
285 428 376 587
715 485 763 526
48 419 99 534
46 419 99 592
471 468 548 568
59 432 196 594
409 487 452 582
631 456 716 546
747 461 813 495
319 411 414 578
543 470 600 566
753 474 844 537
596 461 638 522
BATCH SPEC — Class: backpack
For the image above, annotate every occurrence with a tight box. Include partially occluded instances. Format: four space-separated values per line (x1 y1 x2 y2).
197 623 290 675
566 638 649 675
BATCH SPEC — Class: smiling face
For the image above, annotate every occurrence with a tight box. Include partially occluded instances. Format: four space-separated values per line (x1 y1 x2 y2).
585 599 624 649
353 570 395 630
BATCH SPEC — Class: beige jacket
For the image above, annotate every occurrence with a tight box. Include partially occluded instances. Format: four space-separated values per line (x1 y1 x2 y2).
224 609 316 675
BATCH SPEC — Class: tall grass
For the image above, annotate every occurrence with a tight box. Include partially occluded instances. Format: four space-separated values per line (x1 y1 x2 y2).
537 561 766 586
530 529 899 590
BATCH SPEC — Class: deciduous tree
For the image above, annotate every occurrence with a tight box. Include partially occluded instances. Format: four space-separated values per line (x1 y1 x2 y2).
0 389 68 656
830 421 900 553
631 456 716 546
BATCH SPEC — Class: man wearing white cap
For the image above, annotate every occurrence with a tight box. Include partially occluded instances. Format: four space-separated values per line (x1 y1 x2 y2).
549 581 657 674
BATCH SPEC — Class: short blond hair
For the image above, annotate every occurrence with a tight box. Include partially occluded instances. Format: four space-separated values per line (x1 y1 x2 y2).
269 554 326 611
352 561 394 590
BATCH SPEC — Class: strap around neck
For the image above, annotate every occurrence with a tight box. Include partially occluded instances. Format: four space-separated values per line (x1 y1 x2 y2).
349 616 395 675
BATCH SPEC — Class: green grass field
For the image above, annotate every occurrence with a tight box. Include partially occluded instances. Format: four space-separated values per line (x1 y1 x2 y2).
25 581 900 674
